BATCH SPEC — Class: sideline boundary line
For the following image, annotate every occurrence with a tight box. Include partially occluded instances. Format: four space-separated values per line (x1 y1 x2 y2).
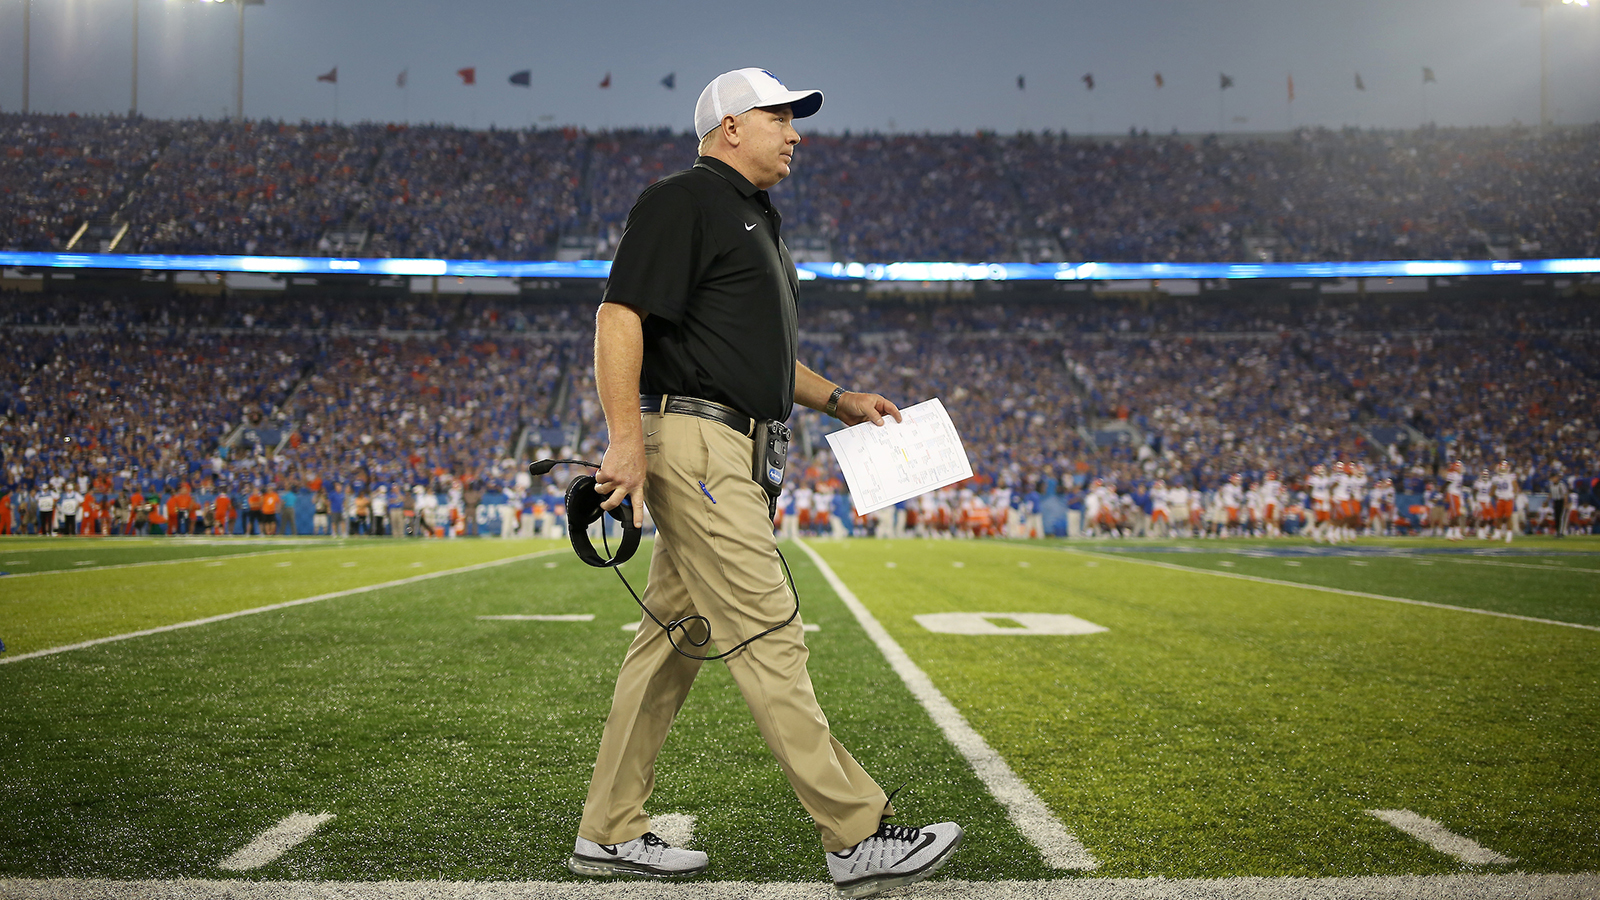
4 873 1598 899
1051 546 1600 633
0 549 564 665
795 540 1098 871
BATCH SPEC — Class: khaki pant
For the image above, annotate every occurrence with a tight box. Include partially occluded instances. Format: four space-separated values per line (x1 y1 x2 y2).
579 411 889 852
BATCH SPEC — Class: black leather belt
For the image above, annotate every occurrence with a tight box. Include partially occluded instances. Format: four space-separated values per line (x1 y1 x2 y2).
640 394 756 437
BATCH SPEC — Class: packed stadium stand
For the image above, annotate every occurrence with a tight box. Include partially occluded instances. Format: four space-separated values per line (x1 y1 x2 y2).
5 112 1598 262
3 281 1597 537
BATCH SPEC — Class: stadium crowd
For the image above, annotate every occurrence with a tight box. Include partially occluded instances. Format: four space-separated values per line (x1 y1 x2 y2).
6 112 1598 263
3 288 1595 539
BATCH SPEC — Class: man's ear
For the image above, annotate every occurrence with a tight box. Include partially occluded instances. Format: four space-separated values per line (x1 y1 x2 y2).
721 114 741 147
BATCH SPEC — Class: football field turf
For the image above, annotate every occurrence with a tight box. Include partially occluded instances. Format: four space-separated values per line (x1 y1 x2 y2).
1 535 1596 897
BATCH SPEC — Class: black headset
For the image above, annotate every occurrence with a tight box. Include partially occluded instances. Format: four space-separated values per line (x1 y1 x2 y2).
530 458 639 567
528 456 799 662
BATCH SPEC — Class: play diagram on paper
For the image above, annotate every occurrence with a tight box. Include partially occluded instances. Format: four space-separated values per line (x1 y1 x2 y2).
823 398 973 516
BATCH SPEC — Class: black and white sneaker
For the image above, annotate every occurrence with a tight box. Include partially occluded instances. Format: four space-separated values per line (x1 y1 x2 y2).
567 831 708 879
827 820 963 898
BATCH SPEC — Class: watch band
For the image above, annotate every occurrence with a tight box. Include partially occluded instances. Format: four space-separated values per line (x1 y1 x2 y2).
824 386 846 418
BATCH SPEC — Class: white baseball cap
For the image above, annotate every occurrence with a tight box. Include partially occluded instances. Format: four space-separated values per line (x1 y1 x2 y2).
695 68 823 138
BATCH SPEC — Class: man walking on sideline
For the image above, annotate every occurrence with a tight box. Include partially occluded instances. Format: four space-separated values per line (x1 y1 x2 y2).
570 69 963 899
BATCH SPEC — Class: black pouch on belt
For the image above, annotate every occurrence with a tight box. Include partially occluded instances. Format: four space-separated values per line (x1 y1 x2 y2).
752 419 790 520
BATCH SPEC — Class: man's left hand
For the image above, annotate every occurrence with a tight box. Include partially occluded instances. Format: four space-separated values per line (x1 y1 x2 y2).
835 391 902 427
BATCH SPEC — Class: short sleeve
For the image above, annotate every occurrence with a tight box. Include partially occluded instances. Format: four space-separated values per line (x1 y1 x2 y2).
602 182 700 324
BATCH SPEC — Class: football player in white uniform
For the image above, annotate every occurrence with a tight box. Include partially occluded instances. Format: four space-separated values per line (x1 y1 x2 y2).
1491 460 1518 543
1219 474 1244 538
1443 460 1467 541
1472 467 1494 540
1170 482 1194 538
1308 464 1332 543
1261 471 1283 538
1329 462 1353 544
1149 479 1171 538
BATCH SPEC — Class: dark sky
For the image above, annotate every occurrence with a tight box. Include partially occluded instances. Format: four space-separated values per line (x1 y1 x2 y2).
2 0 1597 134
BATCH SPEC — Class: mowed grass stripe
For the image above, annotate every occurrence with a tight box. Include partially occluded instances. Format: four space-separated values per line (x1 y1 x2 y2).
0 538 339 574
1064 547 1600 632
811 539 1600 876
0 540 568 656
0 548 566 665
2 547 299 578
0 540 1057 882
1427 556 1600 574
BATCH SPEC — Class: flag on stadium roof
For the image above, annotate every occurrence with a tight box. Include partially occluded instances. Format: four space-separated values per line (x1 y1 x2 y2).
1082 73 1094 91
1355 72 1366 91
1220 73 1234 90
1288 73 1295 102
1423 67 1437 83
599 72 611 88
1154 72 1164 88
316 67 337 84
457 67 476 85
396 68 407 88
662 73 676 89
1016 74 1025 90
509 70 531 87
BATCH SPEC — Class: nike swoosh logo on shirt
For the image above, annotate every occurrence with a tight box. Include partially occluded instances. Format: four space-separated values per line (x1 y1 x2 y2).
745 223 758 231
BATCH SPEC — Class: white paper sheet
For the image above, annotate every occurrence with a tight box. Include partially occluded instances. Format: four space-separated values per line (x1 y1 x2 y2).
822 398 974 516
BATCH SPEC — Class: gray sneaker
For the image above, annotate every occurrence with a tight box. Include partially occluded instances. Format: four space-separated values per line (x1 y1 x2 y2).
827 820 963 898
568 831 708 879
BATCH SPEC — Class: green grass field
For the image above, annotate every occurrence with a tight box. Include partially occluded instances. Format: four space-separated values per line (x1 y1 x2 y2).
1 534 1596 886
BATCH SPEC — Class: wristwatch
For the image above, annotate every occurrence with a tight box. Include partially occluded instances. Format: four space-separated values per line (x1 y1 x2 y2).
824 386 846 418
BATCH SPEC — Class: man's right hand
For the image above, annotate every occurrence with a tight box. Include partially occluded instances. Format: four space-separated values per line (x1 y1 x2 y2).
593 301 649 530
594 438 647 529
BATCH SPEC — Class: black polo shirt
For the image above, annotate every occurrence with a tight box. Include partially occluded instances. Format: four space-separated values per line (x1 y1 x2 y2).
601 155 800 423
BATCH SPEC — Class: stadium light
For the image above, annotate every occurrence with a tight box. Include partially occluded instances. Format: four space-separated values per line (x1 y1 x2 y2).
1521 0 1592 132
176 0 264 122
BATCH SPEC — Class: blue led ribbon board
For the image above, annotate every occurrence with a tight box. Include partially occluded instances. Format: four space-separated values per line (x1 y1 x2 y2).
3 252 1596 281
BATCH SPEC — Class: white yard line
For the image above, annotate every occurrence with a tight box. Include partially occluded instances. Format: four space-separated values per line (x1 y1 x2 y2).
217 813 336 872
1058 547 1600 633
4 874 1598 899
0 549 565 665
795 540 1098 871
0 548 298 578
1367 809 1515 866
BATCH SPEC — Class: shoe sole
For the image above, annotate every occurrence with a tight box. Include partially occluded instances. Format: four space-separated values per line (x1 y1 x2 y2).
567 854 706 880
833 830 964 899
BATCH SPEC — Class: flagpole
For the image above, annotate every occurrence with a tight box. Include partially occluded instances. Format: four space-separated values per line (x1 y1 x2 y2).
23 0 30 114
235 0 244 122
131 0 139 116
